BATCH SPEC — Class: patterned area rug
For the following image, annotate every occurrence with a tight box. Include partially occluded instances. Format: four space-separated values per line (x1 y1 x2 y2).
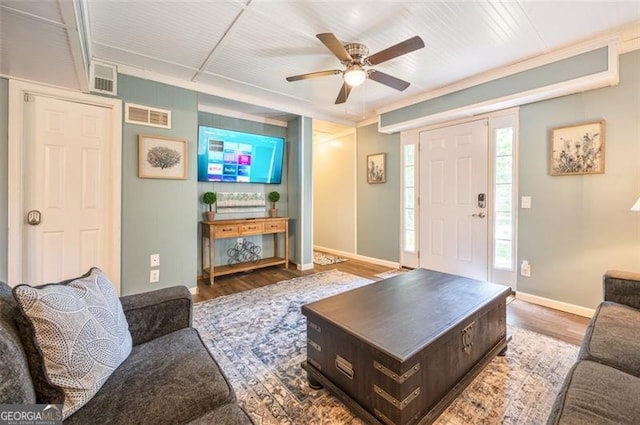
193 270 578 425
313 251 348 265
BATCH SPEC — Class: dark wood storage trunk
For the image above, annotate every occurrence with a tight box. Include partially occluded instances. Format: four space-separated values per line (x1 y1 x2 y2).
302 269 510 425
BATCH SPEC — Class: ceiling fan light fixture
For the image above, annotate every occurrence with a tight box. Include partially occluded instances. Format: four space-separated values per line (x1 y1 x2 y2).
343 66 367 87
287 33 424 104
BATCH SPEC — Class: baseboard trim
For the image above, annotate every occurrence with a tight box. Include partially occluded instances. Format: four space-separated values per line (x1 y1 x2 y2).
313 245 400 269
515 291 595 318
297 263 314 271
189 286 198 295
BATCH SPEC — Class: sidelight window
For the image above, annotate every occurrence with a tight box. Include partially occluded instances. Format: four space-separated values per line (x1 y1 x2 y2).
403 144 416 253
493 126 515 271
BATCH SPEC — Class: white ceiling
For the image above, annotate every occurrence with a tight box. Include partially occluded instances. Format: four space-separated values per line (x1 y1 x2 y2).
1 1 639 126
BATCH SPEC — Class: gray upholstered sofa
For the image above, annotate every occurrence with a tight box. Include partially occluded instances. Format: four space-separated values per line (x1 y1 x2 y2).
0 281 253 424
547 270 640 424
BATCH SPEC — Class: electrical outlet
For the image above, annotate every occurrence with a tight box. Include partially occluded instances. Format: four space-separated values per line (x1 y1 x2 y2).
150 269 160 283
521 260 531 277
521 196 532 209
237 238 243 245
150 254 160 267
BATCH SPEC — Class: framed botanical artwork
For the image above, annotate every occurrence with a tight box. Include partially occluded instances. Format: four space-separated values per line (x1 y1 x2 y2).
139 134 188 179
550 120 605 176
367 153 386 184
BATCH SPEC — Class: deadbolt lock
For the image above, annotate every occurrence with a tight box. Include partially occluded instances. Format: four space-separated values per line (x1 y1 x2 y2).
27 210 41 225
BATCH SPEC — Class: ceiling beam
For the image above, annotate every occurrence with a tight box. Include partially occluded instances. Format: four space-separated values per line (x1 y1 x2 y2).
59 0 90 92
191 0 254 82
0 4 64 27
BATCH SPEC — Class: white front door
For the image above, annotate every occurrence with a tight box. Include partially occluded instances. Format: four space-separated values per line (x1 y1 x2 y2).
419 119 489 280
22 94 115 284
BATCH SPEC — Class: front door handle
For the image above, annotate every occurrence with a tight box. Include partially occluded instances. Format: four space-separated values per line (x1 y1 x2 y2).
472 212 486 218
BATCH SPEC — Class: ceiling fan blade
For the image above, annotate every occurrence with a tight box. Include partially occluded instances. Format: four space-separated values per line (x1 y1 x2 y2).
286 69 341 82
367 36 425 66
368 70 410 91
317 33 353 62
335 82 352 104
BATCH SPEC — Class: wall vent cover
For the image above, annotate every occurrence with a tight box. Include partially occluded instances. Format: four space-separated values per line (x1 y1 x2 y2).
125 103 171 129
90 61 117 95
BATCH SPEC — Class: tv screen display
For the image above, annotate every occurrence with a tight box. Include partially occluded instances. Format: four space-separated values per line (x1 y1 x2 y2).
198 126 285 184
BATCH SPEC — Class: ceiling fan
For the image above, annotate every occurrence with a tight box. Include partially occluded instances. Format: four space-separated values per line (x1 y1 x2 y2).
286 33 425 104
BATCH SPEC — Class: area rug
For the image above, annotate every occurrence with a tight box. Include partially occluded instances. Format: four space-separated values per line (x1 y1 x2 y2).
313 251 348 265
193 270 578 425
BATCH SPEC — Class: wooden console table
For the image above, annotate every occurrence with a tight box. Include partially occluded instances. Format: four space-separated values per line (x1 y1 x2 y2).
201 217 289 284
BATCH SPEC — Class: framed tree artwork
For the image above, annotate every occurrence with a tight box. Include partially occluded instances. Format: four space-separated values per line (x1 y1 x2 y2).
550 120 605 176
367 153 386 184
139 134 188 179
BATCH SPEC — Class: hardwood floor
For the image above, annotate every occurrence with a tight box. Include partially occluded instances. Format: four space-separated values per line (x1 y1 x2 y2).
194 256 590 345
194 256 391 301
507 297 590 345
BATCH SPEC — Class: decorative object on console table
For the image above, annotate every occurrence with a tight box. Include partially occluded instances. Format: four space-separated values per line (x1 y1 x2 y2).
227 240 262 266
550 120 605 176
138 134 188 179
268 191 280 217
367 153 386 183
202 191 217 221
217 192 266 214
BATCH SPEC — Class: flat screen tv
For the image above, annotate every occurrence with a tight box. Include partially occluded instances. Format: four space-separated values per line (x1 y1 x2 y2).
197 126 285 184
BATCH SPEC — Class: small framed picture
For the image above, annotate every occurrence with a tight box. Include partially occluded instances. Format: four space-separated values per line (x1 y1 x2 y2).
367 153 386 184
139 134 188 179
550 120 605 176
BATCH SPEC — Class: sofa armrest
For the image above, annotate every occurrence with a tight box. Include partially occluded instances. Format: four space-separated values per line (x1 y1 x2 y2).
120 286 193 346
603 270 640 310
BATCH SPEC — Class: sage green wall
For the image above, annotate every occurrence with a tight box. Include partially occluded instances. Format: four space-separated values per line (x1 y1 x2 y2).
286 116 313 266
196 111 288 271
286 118 300 264
300 117 313 265
518 50 640 309
313 132 356 254
0 78 8 282
118 74 198 295
356 124 401 262
381 47 609 128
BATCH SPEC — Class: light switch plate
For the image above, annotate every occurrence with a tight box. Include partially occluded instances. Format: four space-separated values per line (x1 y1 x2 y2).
521 196 531 209
150 254 160 267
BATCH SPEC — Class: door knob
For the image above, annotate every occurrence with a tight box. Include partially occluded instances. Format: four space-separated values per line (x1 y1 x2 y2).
27 210 41 225
472 212 486 218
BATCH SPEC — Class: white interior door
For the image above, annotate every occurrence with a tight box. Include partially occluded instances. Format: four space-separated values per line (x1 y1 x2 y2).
419 119 489 280
22 95 114 284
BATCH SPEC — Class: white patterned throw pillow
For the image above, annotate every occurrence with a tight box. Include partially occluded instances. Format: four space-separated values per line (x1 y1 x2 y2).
13 268 132 419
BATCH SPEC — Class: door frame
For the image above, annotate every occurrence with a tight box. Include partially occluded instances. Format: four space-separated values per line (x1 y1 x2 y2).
8 80 123 291
400 108 519 288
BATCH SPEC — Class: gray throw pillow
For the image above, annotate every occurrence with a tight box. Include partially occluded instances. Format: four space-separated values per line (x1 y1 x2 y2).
13 268 132 419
